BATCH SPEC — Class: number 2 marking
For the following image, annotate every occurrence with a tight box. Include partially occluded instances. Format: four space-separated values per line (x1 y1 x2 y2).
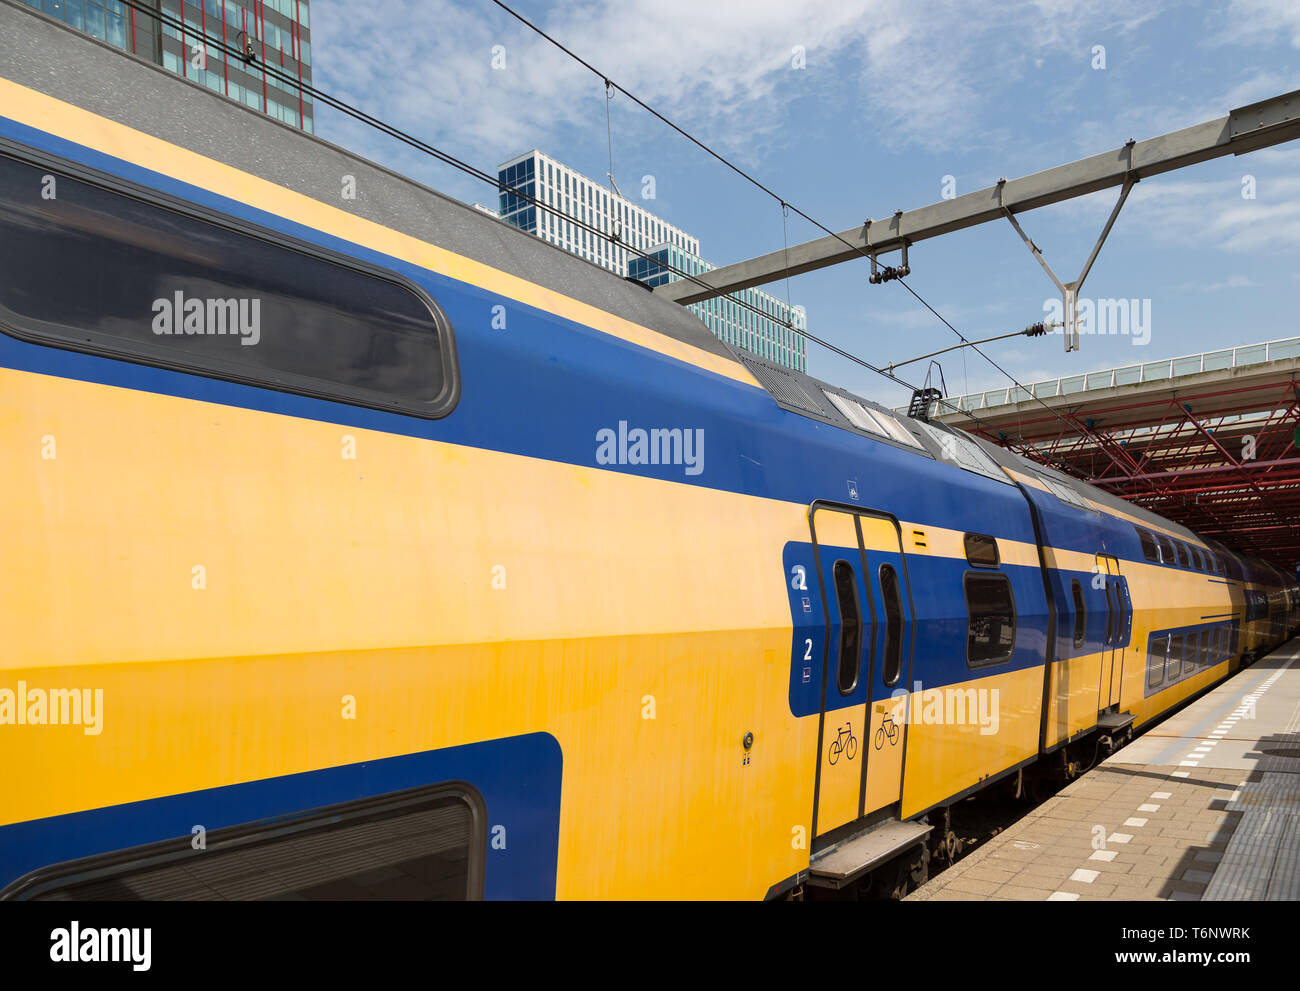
804 638 813 661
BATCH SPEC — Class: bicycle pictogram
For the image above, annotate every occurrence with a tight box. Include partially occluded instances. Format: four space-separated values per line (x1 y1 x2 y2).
874 713 900 750
827 721 858 764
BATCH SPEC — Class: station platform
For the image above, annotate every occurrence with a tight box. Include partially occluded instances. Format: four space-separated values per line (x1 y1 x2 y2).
906 639 1300 901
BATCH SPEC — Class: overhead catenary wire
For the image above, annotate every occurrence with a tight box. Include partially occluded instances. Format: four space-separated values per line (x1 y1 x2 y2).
106 0 1043 457
604 79 617 198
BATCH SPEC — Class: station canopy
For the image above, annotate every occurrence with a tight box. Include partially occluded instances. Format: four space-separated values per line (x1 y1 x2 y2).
928 338 1300 569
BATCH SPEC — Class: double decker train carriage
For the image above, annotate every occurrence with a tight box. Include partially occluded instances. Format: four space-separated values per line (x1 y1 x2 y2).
1 4 1296 899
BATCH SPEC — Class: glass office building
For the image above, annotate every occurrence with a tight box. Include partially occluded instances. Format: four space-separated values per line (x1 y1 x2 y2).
499 150 806 372
19 0 314 132
499 150 700 278
628 245 807 372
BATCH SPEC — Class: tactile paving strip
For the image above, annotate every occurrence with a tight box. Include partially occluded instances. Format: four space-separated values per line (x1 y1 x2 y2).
1269 816 1300 900
1201 689 1300 900
1206 772 1300 900
1203 802 1288 899
1225 775 1300 814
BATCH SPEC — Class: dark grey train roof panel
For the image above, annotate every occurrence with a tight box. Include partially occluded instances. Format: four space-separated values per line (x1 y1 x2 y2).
735 354 834 419
732 350 937 458
968 431 1211 543
0 0 732 365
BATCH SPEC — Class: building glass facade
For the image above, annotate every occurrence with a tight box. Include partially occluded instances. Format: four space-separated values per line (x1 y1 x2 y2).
628 245 807 372
20 0 314 132
498 150 806 372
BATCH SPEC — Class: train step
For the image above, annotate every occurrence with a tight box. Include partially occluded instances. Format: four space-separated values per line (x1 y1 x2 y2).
1096 710 1135 732
807 819 932 889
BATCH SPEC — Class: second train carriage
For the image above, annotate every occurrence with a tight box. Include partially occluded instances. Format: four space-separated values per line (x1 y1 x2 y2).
0 2 1297 899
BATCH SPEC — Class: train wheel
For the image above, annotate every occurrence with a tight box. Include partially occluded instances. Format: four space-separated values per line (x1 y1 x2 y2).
866 858 912 900
944 829 964 862
909 843 931 888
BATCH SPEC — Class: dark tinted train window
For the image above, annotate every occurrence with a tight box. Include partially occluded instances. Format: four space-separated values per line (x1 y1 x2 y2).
1148 635 1168 687
879 563 904 686
965 572 1016 667
1183 633 1198 675
1167 634 1184 681
1104 579 1117 646
964 533 1000 569
833 560 862 695
1137 528 1159 562
1156 534 1176 565
18 788 480 901
1245 590 1267 623
0 153 455 417
1071 579 1087 649
1174 542 1191 569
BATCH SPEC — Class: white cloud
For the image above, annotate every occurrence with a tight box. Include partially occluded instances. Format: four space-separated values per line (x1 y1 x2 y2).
1037 145 1300 257
1124 170 1300 253
1172 274 1257 292
1215 69 1298 109
312 0 879 171
308 0 1191 180
1219 0 1300 49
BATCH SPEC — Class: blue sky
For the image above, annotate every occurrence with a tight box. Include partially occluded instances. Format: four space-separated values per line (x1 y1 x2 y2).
309 0 1299 408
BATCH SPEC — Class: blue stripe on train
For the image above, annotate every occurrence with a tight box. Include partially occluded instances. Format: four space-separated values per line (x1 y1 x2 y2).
783 541 1053 717
0 733 563 899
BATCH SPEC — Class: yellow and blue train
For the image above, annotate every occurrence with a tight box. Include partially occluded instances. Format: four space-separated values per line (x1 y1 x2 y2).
1 4 1297 900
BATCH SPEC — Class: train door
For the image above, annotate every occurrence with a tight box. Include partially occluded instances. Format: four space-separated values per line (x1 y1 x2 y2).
810 506 871 842
1096 554 1126 711
810 505 913 843
859 515 913 820
1115 576 1132 705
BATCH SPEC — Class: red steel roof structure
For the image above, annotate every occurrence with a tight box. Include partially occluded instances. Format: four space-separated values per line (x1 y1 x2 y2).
931 338 1300 569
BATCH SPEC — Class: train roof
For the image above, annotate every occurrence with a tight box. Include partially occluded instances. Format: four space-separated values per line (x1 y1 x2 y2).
969 435 1210 545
